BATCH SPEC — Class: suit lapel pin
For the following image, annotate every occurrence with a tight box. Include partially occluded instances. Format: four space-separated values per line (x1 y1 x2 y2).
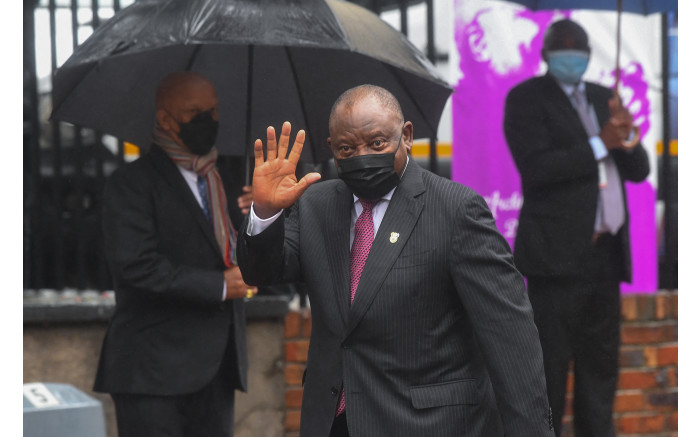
389 232 399 243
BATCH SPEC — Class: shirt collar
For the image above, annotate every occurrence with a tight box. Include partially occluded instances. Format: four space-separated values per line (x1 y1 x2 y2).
554 77 586 98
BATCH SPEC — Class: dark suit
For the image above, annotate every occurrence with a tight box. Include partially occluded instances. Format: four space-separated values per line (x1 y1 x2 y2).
94 145 248 435
503 74 650 436
238 159 554 437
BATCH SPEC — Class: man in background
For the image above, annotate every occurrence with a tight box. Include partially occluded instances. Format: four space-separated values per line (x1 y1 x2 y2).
504 19 650 436
94 71 257 437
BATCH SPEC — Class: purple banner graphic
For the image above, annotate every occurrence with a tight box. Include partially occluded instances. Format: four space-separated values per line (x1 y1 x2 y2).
452 3 657 292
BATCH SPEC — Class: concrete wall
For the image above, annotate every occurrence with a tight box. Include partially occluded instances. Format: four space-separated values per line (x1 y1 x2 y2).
24 318 287 437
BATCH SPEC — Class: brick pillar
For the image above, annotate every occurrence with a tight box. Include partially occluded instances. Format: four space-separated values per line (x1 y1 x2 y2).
283 309 311 437
560 290 678 436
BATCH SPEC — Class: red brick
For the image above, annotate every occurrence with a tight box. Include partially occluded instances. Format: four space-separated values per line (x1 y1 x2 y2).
564 393 573 416
646 391 677 412
617 413 665 433
285 363 305 386
285 311 301 338
620 296 638 321
621 324 677 344
285 388 304 409
672 293 678 319
666 368 677 387
284 410 301 432
643 346 658 367
285 340 310 363
635 295 656 320
566 369 574 393
301 311 312 338
618 370 659 390
658 345 678 366
619 347 645 367
655 293 671 320
668 411 678 430
614 392 644 412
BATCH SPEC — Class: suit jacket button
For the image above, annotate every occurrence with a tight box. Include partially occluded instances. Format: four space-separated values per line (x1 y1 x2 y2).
331 387 338 396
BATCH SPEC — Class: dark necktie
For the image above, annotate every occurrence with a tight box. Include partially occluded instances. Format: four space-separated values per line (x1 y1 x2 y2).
337 199 377 416
197 176 212 222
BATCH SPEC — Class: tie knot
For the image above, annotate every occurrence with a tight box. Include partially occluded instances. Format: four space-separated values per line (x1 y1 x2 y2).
360 199 378 212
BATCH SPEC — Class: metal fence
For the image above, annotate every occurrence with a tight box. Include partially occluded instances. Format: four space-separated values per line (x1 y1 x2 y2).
23 0 439 291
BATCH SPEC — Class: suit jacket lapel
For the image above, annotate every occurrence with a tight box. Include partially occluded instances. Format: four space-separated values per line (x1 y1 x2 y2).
586 84 612 128
346 159 426 337
148 145 222 258
543 74 589 139
324 182 353 328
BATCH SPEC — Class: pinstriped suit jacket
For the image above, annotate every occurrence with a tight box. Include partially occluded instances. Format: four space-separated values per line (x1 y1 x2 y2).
238 159 554 436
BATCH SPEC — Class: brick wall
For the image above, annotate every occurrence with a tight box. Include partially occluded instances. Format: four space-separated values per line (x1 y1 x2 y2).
283 291 678 436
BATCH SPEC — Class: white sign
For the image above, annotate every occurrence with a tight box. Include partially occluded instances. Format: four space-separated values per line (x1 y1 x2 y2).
23 383 61 408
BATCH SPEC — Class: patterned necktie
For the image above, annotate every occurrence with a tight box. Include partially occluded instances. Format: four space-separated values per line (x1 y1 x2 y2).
197 176 212 222
337 199 377 416
572 88 625 235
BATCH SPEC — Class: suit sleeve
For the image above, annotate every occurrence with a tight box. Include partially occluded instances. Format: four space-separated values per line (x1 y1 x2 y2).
237 204 302 286
450 192 554 436
102 167 224 304
612 143 650 182
504 84 597 192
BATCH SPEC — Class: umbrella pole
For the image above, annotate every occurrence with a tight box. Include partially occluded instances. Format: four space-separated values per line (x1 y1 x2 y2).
245 45 254 186
615 0 640 148
284 47 317 165
615 0 622 92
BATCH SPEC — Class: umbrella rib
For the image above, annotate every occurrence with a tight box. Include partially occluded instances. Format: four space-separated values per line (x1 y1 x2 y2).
284 46 318 164
185 44 202 71
385 63 438 139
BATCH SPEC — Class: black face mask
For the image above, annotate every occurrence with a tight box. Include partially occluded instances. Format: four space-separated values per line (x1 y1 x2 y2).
178 110 219 155
336 148 401 201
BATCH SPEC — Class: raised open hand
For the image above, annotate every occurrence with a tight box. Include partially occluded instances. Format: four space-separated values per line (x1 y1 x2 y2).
251 122 321 219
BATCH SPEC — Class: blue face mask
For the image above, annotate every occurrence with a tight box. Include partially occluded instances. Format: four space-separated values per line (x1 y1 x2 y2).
546 50 590 84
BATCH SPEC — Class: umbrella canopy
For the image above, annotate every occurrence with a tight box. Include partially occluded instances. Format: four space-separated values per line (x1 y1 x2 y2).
50 0 452 164
502 0 675 14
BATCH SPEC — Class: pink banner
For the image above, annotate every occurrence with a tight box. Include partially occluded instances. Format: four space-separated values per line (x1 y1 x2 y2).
452 3 657 292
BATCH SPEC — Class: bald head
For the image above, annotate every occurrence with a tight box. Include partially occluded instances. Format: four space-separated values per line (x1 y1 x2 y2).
156 71 216 111
329 85 404 129
542 19 590 60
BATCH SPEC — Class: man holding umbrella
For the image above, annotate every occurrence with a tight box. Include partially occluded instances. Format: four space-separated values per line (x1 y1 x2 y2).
93 71 257 437
238 85 554 436
503 19 650 436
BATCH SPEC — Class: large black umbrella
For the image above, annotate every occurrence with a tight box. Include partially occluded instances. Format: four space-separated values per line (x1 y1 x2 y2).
50 0 452 164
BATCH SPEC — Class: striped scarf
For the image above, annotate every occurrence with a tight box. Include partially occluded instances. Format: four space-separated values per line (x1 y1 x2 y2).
153 127 236 267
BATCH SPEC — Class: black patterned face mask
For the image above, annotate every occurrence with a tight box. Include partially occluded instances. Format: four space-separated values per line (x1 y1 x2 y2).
178 110 219 155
